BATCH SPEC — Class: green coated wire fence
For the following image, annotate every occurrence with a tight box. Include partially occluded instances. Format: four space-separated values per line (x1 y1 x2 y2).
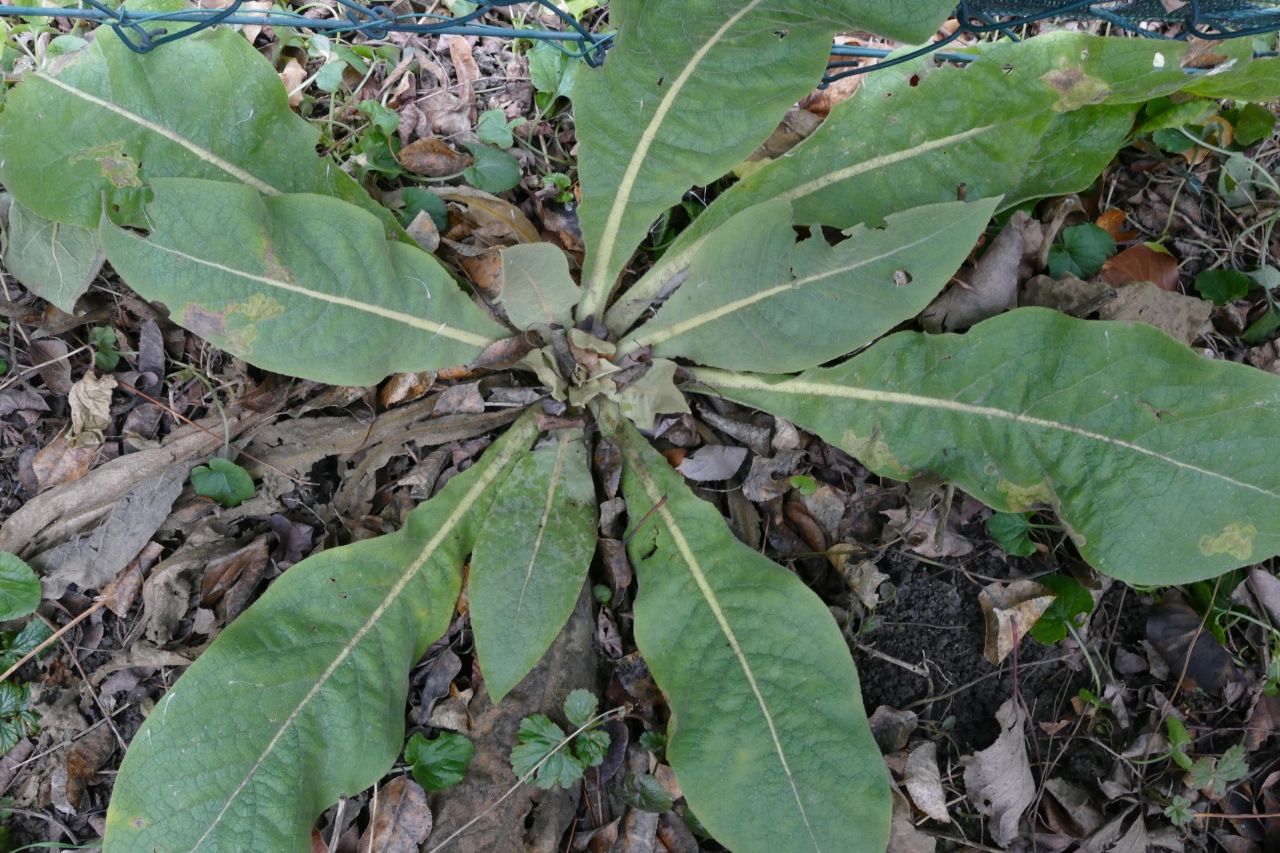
0 1 1275 80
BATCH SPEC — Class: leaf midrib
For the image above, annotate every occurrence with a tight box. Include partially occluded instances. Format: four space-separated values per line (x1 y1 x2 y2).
580 0 768 318
692 368 1280 499
114 231 494 348
36 72 281 197
187 416 535 852
617 429 824 853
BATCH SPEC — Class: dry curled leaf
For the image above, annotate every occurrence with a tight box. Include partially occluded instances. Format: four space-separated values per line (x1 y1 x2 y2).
68 371 116 446
963 699 1034 848
979 580 1055 666
904 742 951 823
396 136 473 177
1100 243 1180 291
357 776 432 853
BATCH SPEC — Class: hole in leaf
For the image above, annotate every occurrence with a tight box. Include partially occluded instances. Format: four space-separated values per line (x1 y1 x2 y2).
893 270 912 287
909 74 920 87
656 76 664 87
775 29 788 39
1002 64 1015 74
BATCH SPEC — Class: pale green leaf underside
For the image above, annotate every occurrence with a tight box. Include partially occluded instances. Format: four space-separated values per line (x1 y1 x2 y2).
499 243 582 329
471 429 597 702
103 413 538 853
574 0 955 318
0 27 388 231
622 197 999 373
693 309 1280 584
99 178 503 386
616 418 888 853
605 32 1267 333
4 199 104 312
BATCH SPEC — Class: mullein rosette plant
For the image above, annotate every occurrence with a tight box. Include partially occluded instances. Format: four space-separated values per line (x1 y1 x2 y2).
1 1 1279 851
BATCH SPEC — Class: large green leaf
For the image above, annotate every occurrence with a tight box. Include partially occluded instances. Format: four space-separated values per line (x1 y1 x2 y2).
691 309 1280 584
103 412 538 853
3 200 104 312
612 414 888 853
604 32 1255 333
0 27 387 231
618 197 998 373
99 178 503 385
499 243 582 329
573 0 956 319
470 429 597 702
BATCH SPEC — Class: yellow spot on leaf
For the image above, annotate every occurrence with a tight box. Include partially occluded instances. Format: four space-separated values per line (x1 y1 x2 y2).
1199 523 1256 560
841 429 906 478
997 478 1054 512
68 141 143 188
1041 67 1112 111
228 293 286 323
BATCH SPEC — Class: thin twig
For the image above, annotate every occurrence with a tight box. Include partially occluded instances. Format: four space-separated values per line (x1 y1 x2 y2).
34 611 127 753
424 706 628 853
0 598 107 685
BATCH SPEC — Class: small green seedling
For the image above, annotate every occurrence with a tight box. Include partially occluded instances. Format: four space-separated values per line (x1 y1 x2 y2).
403 731 473 791
1031 574 1093 644
0 681 38 754
0 553 40 621
190 458 255 508
1195 268 1252 306
509 688 608 790
89 326 121 371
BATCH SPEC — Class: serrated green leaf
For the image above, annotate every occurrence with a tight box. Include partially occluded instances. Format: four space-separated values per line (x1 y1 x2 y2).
1195 269 1252 306
619 773 674 813
0 620 53 672
563 688 598 730
691 309 1280 584
576 0 956 319
0 27 390 232
620 197 997 373
572 729 609 768
462 143 522 194
3 200 104 313
614 416 889 853
404 731 474 792
987 512 1037 557
99 178 503 385
639 730 667 758
471 430 596 703
0 553 40 621
190 458 255 508
606 33 1229 333
1048 224 1115 279
1029 574 1093 645
103 413 537 853
499 243 582 329
1217 744 1249 782
511 713 583 789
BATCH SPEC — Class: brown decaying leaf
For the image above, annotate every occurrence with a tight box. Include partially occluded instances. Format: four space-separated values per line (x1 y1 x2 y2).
615 808 659 853
881 506 973 560
1146 589 1240 691
598 607 623 658
1022 274 1211 347
904 742 950 823
279 58 306 109
979 580 1055 666
433 186 540 245
1100 244 1180 291
0 738 33 795
68 371 116 447
963 699 1035 849
29 339 72 395
405 210 441 253
800 71 862 118
868 706 918 755
396 136 473 177
459 250 504 303
467 332 540 372
58 721 115 813
379 371 437 408
674 445 747 482
920 210 1043 333
31 432 98 492
201 534 270 606
434 382 485 416
888 787 937 853
1041 777 1104 838
357 776 432 853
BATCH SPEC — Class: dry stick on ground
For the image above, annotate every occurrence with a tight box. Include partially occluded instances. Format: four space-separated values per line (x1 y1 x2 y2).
423 707 629 853
5 806 79 844
116 379 311 486
0 344 91 394
35 611 127 752
0 598 107 685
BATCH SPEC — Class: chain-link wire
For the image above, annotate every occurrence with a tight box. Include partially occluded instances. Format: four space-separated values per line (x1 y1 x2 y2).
0 0 1275 80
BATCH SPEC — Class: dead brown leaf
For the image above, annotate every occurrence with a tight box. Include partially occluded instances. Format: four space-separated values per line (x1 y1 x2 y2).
888 786 937 853
396 136 473 177
458 250 504 302
963 699 1034 848
55 721 114 813
433 186 540 245
979 580 1055 666
405 210 441 253
905 742 950 823
920 211 1043 333
800 72 863 117
1095 209 1139 243
68 371 115 446
280 58 306 109
1100 244 1180 291
201 534 271 606
869 706 918 754
31 432 98 492
29 339 72 395
358 776 432 853
379 371 437 408
447 35 480 114
1042 777 1105 838
1022 275 1211 346
1146 589 1240 691
882 506 973 559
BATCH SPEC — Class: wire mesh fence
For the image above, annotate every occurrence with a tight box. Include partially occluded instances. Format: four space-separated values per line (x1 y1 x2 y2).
0 0 1275 80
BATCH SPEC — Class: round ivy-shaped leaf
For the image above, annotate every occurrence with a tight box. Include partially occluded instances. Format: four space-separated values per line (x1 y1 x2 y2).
190 458 255 508
404 731 474 792
1029 573 1094 645
462 142 521 193
399 187 449 233
0 552 40 620
987 511 1037 557
1194 269 1251 306
1048 224 1116 279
